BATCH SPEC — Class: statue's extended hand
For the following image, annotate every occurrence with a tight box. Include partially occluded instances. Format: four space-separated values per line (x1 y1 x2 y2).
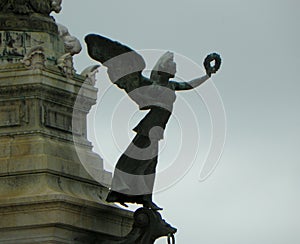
204 53 221 77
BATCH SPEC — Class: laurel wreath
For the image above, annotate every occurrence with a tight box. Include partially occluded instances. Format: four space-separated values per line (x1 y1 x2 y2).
204 53 221 76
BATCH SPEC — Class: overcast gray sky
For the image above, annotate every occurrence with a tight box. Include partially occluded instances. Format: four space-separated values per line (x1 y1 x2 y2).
56 1 300 243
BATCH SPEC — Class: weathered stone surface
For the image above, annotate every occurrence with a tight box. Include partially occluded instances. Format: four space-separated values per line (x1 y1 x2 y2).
0 66 94 140
0 0 62 45
0 192 133 243
58 23 82 56
0 4 135 242
80 65 100 86
0 12 59 36
0 30 65 65
0 0 62 15
0 135 110 181
0 53 132 243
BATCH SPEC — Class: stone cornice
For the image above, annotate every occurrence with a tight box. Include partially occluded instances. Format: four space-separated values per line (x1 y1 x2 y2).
0 67 97 111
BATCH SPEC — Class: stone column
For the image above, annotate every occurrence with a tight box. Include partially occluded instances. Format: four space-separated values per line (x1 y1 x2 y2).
0 2 132 243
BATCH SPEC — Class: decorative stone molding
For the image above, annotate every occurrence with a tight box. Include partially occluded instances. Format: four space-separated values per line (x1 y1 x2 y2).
58 23 82 56
21 46 46 69
57 53 76 77
80 65 100 86
0 82 95 112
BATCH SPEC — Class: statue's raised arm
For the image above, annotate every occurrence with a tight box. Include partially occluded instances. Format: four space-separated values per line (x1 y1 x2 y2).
168 53 222 91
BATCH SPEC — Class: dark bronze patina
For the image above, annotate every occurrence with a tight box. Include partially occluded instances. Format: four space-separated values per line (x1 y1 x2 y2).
85 34 221 213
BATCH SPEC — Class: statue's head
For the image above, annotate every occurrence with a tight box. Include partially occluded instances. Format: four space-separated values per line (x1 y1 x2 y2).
151 52 177 83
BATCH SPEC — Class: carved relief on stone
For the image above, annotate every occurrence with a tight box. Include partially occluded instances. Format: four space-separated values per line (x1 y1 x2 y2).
0 32 29 58
42 103 83 135
57 53 75 77
0 105 21 128
57 24 82 56
80 65 100 86
0 31 64 65
21 46 46 69
0 102 28 128
0 0 62 15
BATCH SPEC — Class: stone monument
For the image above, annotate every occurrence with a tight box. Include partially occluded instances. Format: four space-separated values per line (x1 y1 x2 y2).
0 1 134 243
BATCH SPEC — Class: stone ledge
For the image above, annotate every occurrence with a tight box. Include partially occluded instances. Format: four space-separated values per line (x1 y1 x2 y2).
0 135 110 185
0 196 132 234
0 198 133 243
0 67 95 97
0 172 132 239
0 224 117 244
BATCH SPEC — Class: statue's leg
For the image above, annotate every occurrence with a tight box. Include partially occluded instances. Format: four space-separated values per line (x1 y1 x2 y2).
139 157 162 210
106 134 163 210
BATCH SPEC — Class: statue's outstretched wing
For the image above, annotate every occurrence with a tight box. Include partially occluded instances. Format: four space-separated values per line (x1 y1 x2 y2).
85 34 147 92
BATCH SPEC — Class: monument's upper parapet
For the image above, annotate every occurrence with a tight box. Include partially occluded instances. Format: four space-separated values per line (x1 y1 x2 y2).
0 0 83 72
0 0 62 35
0 0 62 15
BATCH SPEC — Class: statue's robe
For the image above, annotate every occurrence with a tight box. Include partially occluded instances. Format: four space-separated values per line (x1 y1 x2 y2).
110 82 177 199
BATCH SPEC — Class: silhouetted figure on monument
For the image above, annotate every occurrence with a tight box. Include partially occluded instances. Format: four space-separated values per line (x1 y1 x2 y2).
85 34 221 211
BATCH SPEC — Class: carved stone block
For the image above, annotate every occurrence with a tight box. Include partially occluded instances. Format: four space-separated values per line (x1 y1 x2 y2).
0 105 21 127
0 101 29 128
22 46 46 69
0 31 64 65
43 105 83 136
57 53 76 77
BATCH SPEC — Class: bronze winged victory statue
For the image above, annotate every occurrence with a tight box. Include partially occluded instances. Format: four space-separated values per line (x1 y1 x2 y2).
85 34 221 210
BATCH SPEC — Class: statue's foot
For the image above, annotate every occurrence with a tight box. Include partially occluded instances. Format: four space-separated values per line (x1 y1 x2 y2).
142 196 163 211
106 190 128 207
144 201 163 211
106 192 162 210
